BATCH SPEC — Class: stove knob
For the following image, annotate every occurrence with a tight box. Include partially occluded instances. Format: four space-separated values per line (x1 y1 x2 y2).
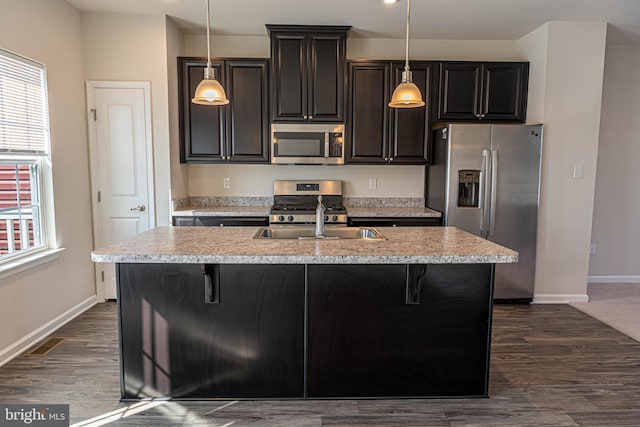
278 215 284 222
324 215 329 222
332 215 338 222
287 215 294 222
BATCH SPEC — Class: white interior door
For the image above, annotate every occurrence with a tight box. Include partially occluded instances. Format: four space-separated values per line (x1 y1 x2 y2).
87 82 155 300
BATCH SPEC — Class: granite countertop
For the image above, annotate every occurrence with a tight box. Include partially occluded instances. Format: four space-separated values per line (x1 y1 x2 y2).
173 206 441 218
91 226 517 265
171 197 441 218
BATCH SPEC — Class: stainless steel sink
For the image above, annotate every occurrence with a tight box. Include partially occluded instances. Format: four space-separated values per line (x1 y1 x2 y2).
253 226 386 240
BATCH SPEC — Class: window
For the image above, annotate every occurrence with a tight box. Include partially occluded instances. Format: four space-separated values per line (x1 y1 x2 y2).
0 48 53 264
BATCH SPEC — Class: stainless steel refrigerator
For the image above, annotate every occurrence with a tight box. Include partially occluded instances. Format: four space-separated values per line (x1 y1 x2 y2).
426 124 543 302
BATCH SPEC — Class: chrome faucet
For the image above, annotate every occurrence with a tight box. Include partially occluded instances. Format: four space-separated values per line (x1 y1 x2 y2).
315 195 325 238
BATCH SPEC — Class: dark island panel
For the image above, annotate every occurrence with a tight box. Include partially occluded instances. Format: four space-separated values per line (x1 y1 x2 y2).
117 263 306 399
307 264 494 397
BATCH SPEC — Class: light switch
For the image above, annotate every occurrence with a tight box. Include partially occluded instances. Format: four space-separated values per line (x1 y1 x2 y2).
369 178 377 190
573 165 584 179
223 177 231 189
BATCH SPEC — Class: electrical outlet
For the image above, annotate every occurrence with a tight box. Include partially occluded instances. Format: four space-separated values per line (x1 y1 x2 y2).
369 178 377 190
223 177 231 189
573 165 584 179
590 243 596 255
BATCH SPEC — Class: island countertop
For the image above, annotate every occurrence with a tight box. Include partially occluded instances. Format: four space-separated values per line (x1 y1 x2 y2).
91 226 518 264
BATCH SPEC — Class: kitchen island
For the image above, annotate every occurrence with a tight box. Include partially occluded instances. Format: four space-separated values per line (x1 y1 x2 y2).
92 226 517 400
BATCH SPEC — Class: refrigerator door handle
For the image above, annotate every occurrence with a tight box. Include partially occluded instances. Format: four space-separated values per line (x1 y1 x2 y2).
481 149 491 237
489 149 498 237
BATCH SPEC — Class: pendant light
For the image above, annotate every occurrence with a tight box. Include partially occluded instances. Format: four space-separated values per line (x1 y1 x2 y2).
388 0 425 108
192 0 229 105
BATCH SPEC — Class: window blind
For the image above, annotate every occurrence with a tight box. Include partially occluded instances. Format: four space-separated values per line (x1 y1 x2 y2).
0 49 50 155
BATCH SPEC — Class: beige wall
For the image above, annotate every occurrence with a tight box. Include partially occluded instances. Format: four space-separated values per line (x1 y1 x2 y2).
166 17 188 200
189 164 425 197
519 22 608 302
82 13 172 226
589 43 640 281
0 0 96 359
182 34 524 198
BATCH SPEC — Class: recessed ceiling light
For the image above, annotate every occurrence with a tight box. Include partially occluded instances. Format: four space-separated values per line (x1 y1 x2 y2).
384 0 399 4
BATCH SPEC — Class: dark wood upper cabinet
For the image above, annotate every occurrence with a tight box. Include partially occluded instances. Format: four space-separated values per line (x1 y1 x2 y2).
437 62 528 122
180 59 226 162
225 60 270 162
346 62 390 163
178 57 269 163
346 61 434 165
267 25 350 123
390 62 433 164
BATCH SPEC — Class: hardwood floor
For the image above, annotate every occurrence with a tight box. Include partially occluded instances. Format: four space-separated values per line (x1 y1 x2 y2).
1 302 639 426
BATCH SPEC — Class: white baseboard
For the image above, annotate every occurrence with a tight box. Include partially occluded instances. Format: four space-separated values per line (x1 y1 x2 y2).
532 293 589 304
588 275 640 283
0 295 98 368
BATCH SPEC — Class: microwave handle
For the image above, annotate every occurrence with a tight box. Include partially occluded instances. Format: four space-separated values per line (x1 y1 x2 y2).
324 133 329 158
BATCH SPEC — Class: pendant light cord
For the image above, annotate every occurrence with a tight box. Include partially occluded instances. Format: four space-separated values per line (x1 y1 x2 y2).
206 0 212 68
404 0 410 73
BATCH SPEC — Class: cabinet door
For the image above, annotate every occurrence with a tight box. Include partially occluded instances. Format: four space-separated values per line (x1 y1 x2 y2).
270 33 307 122
389 62 433 164
225 60 270 162
118 263 305 398
436 62 482 121
307 264 493 397
179 58 226 162
308 34 346 122
481 62 528 122
346 62 390 163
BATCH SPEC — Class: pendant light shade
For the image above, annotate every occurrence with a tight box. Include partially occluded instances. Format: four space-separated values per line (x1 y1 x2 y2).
388 0 425 109
389 71 425 108
192 0 229 106
192 66 229 105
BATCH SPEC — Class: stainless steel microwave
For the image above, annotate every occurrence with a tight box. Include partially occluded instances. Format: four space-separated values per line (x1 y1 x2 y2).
271 123 344 165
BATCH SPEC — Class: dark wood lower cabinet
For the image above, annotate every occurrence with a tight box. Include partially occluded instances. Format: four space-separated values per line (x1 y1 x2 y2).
116 262 493 399
347 217 441 227
117 263 305 399
307 264 493 397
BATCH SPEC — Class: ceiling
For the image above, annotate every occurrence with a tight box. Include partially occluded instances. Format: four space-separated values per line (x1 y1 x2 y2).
65 0 640 43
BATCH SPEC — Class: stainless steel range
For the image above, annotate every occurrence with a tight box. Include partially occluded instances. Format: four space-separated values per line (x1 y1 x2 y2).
270 180 347 225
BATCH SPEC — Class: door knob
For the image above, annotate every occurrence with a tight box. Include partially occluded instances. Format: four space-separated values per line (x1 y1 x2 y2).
130 204 146 212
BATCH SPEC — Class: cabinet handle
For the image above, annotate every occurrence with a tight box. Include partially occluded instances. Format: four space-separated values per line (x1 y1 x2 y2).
389 157 393 162
384 157 388 161
304 115 308 120
481 114 486 118
309 115 313 120
476 113 481 118
203 265 220 304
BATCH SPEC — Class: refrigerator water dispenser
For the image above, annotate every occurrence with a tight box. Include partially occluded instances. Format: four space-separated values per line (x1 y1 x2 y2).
457 170 480 207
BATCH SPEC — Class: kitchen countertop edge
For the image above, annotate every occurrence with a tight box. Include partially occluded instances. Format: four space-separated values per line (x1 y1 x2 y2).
91 226 517 264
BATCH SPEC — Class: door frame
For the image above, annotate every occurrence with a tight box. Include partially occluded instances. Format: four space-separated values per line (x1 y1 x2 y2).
86 81 156 301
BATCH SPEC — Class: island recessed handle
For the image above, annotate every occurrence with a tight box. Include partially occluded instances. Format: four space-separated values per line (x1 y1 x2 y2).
203 264 220 304
406 265 426 305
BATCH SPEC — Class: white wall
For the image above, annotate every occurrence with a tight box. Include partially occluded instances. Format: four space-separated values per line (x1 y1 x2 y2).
589 44 640 281
0 0 96 360
519 22 608 302
182 34 523 198
82 13 172 225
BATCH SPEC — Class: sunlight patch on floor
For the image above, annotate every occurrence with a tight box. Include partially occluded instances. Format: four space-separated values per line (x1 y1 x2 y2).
70 399 238 426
